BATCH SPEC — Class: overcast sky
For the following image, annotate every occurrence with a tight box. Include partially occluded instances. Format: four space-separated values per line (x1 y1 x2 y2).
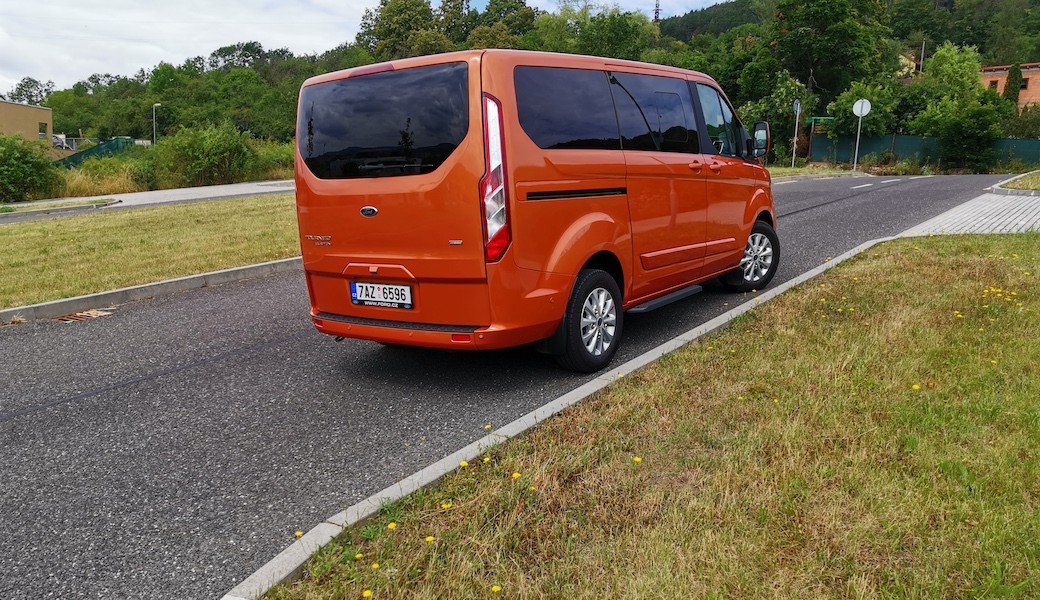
0 0 717 94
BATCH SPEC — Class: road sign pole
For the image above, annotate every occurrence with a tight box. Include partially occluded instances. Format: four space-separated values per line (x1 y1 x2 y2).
791 99 801 169
853 114 863 171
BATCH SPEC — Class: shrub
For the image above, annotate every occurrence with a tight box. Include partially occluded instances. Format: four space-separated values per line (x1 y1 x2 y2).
150 122 258 188
0 134 62 202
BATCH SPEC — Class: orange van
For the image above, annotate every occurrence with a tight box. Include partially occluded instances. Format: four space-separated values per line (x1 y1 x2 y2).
295 49 777 372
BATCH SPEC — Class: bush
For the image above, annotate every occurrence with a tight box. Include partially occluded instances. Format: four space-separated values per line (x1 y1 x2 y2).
0 134 62 202
150 122 258 188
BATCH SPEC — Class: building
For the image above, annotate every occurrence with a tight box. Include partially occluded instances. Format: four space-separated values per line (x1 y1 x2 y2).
0 98 53 143
980 63 1040 110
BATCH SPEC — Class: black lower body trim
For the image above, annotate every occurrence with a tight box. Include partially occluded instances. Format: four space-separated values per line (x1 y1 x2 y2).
526 187 626 201
315 312 481 333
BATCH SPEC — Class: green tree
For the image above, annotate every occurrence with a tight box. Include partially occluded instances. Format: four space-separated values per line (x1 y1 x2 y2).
576 10 656 60
8 77 54 105
363 0 437 60
1003 62 1022 109
467 22 521 49
738 70 818 159
826 81 897 137
406 29 456 56
772 0 891 104
437 0 475 43
481 0 538 36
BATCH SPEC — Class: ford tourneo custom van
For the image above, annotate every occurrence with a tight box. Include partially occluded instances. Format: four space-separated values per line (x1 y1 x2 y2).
295 49 777 372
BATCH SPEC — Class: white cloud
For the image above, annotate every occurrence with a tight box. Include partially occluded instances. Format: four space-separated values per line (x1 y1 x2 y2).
0 0 718 94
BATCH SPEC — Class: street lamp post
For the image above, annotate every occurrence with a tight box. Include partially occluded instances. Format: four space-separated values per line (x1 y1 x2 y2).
152 102 162 145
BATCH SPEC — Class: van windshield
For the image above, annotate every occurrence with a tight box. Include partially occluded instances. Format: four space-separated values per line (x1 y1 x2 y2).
298 62 469 179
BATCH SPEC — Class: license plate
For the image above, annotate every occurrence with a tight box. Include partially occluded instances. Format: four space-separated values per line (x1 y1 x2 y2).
350 282 413 309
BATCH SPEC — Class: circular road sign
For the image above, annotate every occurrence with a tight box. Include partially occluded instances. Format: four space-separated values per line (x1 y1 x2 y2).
793 99 801 114
853 98 872 118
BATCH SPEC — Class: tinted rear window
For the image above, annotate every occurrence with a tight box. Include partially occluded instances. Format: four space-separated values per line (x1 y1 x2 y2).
514 66 621 150
298 62 469 179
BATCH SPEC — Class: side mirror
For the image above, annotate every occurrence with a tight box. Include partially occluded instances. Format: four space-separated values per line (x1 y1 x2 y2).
752 121 770 159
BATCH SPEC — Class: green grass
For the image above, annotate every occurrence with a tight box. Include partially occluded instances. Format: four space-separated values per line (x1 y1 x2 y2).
267 234 1040 599
1002 171 1040 190
0 194 298 309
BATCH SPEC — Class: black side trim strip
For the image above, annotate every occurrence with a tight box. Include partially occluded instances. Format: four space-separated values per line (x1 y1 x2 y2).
527 187 626 201
315 312 481 333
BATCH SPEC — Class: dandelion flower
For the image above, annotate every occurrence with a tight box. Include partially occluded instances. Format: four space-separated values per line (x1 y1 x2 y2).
483 456 491 463
355 553 364 560
294 531 303 539
737 395 744 401
512 472 521 480
425 536 435 543
991 359 998 365
440 502 453 509
912 384 920 391
529 485 536 491
459 461 469 468
633 456 643 463
372 563 380 570
386 522 397 530
484 424 492 430
491 585 502 593
363 591 373 598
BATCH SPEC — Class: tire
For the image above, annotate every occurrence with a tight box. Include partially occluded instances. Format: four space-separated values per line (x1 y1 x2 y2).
554 269 624 373
721 220 779 293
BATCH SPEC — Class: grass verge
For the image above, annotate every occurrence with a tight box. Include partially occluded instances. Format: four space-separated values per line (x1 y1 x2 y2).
268 234 1040 599
767 164 848 177
1002 171 1040 191
0 194 298 309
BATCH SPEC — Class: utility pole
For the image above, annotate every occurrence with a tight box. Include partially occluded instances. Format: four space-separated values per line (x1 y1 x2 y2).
654 0 660 23
920 40 926 72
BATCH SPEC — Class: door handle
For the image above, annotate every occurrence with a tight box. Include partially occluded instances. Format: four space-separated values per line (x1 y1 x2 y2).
709 161 723 173
688 160 703 172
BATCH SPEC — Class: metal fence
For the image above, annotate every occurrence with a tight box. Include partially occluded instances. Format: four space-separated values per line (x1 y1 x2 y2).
809 133 1040 164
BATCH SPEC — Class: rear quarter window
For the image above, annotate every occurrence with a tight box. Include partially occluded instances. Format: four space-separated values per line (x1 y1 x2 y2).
298 62 469 179
514 66 621 150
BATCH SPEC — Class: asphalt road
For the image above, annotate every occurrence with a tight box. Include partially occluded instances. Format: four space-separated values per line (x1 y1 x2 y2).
0 174 1005 599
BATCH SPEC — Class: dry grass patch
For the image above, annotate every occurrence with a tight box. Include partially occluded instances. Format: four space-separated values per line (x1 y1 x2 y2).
269 234 1040 600
0 194 298 308
1003 172 1040 191
767 165 848 178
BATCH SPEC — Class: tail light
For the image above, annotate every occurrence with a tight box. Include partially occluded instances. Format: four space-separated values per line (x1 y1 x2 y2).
480 93 510 263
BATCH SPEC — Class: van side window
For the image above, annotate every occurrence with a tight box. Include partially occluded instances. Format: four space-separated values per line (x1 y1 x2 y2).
514 67 621 150
696 84 742 158
608 72 698 154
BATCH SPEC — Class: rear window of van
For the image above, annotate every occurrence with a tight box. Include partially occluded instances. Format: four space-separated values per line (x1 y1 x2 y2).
298 62 469 179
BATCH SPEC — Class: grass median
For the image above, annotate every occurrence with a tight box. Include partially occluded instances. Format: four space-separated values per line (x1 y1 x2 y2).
0 194 298 309
1003 172 1040 191
268 234 1039 599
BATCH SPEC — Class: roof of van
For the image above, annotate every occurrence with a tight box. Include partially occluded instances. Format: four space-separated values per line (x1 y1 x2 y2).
301 49 718 89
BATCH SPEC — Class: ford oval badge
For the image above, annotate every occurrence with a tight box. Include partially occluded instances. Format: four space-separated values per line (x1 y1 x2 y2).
360 206 378 217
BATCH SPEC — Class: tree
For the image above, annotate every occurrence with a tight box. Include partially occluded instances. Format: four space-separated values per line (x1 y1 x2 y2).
826 81 897 137
8 77 54 105
467 22 521 49
1003 62 1022 110
363 0 437 60
738 70 818 159
576 10 656 61
437 0 475 43
405 29 455 56
771 0 891 104
481 0 538 36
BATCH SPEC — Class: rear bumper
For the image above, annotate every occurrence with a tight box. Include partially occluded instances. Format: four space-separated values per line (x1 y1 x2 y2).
311 311 558 350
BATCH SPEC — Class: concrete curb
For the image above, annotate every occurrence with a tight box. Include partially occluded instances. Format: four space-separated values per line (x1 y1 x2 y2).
988 170 1040 196
0 257 301 325
220 233 912 600
0 199 120 221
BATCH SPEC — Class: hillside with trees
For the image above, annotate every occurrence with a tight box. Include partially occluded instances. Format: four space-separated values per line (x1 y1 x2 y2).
7 0 1040 171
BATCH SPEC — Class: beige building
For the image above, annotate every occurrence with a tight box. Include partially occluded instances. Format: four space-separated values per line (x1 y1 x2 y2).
980 62 1040 110
0 99 53 143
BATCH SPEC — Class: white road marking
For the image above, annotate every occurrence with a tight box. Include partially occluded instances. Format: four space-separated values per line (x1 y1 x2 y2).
851 183 874 189
909 175 935 179
774 180 795 185
881 179 902 183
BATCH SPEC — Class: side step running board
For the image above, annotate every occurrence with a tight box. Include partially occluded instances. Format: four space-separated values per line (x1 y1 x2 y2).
626 284 703 314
